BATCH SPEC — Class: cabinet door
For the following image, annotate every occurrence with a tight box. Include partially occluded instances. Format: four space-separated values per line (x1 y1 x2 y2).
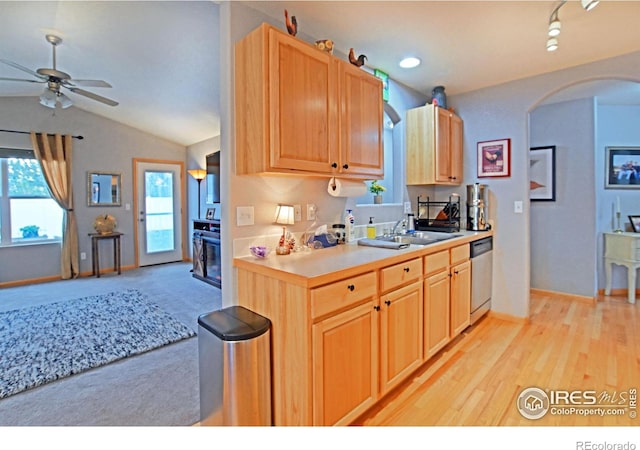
380 281 423 394
424 269 450 359
434 107 452 183
313 301 378 426
269 29 338 173
449 113 463 184
450 259 471 336
339 61 383 178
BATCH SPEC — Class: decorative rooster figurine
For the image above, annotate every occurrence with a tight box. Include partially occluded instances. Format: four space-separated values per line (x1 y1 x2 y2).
349 48 367 67
284 9 297 36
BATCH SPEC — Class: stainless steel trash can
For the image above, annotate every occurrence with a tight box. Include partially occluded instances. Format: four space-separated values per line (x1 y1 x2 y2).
198 306 272 426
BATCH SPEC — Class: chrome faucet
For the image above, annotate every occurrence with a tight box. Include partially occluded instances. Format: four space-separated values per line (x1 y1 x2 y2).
392 219 406 235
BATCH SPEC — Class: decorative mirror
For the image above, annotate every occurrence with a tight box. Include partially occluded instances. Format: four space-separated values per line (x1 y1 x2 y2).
87 172 121 206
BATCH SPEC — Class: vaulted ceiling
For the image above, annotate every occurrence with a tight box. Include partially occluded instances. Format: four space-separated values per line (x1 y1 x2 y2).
2 1 640 148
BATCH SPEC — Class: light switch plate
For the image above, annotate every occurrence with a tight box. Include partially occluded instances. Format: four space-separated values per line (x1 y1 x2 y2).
514 201 523 213
294 204 302 222
237 206 254 226
307 204 317 221
404 202 412 214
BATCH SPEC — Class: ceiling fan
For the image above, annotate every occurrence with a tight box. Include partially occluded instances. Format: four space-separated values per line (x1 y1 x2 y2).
0 34 118 109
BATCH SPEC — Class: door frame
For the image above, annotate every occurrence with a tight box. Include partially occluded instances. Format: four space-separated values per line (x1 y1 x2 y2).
132 158 187 268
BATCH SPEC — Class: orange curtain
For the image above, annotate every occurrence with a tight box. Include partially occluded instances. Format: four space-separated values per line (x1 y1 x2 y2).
30 132 79 279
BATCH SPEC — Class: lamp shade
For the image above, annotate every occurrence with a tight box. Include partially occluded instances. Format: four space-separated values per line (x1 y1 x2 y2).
546 38 559 52
275 204 295 225
548 19 561 37
188 169 207 180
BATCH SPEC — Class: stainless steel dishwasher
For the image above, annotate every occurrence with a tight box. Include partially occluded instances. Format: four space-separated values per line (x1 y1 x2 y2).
470 236 493 324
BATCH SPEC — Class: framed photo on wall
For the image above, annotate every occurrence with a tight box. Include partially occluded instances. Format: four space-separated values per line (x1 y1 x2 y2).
477 138 511 178
530 146 556 201
629 215 640 232
605 146 640 189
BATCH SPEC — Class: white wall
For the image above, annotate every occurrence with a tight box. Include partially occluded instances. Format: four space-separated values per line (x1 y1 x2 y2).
530 98 597 297
0 97 186 283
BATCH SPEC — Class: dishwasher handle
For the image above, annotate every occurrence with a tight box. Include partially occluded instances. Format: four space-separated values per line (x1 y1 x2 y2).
470 237 493 258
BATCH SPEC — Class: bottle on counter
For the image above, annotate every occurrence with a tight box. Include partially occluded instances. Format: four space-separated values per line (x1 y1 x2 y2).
367 217 376 239
344 209 355 243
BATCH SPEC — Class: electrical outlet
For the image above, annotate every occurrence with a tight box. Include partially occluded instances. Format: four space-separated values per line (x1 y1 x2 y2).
404 201 412 214
80 252 87 260
306 204 317 221
294 204 302 222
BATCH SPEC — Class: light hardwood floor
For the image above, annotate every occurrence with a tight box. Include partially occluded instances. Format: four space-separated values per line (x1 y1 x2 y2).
358 291 639 426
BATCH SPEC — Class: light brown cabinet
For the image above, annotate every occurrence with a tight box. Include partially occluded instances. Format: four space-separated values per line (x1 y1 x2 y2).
406 103 463 185
450 247 471 336
423 251 451 358
235 23 383 179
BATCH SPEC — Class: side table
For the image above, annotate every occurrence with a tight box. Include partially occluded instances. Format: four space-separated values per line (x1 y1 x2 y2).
604 232 640 304
89 232 123 278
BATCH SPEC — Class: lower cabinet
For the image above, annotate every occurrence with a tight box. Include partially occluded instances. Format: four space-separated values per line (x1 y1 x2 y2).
424 268 450 359
379 280 424 394
450 259 471 336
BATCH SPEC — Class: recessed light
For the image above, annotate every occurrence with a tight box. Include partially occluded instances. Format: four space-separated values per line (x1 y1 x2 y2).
399 57 421 69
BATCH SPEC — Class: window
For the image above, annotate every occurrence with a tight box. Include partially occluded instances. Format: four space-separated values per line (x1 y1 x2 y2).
0 148 63 244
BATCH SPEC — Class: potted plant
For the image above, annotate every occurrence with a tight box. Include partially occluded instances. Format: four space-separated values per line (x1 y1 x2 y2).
369 180 386 204
20 225 40 239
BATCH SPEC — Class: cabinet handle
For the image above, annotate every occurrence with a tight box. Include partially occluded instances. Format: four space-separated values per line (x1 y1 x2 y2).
385 300 391 306
453 270 459 275
347 284 355 291
331 162 338 168
374 305 380 311
404 267 410 273
342 164 349 170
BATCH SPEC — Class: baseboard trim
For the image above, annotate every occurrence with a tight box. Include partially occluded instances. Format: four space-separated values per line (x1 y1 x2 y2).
487 310 529 324
0 264 138 288
598 288 640 297
530 288 596 304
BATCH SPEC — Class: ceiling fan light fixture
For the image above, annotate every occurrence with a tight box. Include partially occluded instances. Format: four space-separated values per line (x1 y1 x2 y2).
546 37 559 52
39 88 57 108
57 92 73 109
581 0 599 11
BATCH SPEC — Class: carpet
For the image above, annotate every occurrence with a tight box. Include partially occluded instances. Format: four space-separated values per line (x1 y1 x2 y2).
0 288 196 399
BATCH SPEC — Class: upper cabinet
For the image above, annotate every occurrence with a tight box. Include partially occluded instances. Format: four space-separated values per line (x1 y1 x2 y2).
235 24 383 179
405 103 463 185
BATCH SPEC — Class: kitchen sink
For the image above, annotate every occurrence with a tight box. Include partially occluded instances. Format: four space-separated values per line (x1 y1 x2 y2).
376 231 461 246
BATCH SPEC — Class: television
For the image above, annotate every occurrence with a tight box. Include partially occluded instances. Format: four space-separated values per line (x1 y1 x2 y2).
205 152 220 204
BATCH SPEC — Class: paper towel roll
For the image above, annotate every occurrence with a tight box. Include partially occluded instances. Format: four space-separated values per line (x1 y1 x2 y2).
327 177 367 197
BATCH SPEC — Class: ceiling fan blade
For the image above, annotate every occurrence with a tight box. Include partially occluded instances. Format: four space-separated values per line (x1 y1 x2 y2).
0 76 45 83
0 59 47 80
66 86 119 106
68 79 113 88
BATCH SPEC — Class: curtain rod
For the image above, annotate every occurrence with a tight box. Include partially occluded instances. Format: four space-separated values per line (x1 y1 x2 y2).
0 129 84 140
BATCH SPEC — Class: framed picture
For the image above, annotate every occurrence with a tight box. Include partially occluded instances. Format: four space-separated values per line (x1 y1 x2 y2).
205 208 216 220
530 146 556 201
629 215 640 232
477 138 511 178
605 146 640 189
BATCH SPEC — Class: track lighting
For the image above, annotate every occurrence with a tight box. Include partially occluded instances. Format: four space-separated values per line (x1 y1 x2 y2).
545 0 598 52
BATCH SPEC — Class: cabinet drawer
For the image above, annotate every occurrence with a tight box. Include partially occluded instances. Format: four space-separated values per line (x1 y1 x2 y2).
424 250 449 276
380 258 422 292
311 272 378 319
451 244 469 265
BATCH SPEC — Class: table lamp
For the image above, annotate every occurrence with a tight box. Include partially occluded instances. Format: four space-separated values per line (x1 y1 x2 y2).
275 204 295 255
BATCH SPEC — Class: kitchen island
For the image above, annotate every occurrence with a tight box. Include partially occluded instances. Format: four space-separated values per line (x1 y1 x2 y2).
233 230 492 426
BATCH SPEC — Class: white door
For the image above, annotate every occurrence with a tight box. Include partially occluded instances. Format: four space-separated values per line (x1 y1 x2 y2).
135 161 183 266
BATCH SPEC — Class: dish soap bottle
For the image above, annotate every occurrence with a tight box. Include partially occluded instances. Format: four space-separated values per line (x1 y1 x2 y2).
367 217 376 239
344 209 355 243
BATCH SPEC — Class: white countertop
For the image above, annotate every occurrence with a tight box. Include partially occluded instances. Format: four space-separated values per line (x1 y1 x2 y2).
234 230 492 288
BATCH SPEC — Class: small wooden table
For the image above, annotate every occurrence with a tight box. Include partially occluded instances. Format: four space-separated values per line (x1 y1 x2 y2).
89 232 123 278
604 232 640 304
